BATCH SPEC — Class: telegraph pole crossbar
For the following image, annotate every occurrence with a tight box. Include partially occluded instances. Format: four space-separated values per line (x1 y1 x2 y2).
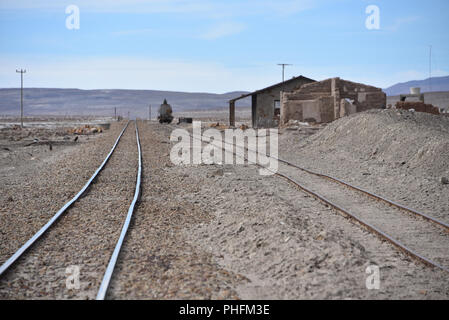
277 63 292 83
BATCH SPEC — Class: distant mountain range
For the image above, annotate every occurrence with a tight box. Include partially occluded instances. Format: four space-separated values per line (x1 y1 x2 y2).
1 75 449 118
0 88 251 118
384 75 449 96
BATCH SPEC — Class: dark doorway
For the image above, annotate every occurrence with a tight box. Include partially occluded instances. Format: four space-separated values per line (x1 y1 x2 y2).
251 95 257 128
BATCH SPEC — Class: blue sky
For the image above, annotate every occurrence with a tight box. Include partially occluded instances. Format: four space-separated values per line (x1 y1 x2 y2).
0 0 448 93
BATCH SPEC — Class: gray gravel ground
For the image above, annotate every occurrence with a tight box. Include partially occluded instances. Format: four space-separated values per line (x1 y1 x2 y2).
184 162 448 299
173 119 449 299
0 121 137 299
280 109 449 224
276 160 449 270
0 124 122 266
107 122 246 299
109 121 448 299
1 112 447 300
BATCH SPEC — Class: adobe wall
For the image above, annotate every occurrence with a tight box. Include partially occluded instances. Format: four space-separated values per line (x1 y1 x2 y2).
254 77 314 128
281 96 334 124
283 79 333 101
280 77 386 125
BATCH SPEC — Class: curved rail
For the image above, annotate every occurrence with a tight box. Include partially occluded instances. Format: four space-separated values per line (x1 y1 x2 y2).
274 171 449 273
171 123 448 231
177 125 449 273
0 122 130 277
96 121 142 300
276 158 449 231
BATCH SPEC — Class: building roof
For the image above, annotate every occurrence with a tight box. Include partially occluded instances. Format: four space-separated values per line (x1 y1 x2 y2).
229 75 315 102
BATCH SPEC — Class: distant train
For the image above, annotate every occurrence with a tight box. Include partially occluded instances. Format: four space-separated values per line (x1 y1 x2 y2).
158 99 174 124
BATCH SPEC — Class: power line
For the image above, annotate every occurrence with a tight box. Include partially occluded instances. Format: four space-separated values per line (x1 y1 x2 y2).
16 69 26 128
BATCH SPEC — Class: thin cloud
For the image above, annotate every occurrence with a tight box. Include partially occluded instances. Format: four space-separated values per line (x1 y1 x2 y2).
200 22 246 40
0 55 281 92
0 0 214 14
0 0 317 17
385 16 420 32
112 28 154 36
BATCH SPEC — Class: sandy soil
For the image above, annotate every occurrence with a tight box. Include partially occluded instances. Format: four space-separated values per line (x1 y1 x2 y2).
0 111 447 299
279 109 449 224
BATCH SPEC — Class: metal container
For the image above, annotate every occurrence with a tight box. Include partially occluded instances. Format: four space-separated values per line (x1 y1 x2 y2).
410 87 421 95
158 99 174 124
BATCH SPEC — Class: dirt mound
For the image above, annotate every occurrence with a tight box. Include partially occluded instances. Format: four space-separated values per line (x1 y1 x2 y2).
305 109 449 176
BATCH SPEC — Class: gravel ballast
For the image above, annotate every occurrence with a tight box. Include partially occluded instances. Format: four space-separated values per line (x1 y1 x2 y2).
0 122 125 266
0 122 138 299
107 122 246 299
0 113 447 300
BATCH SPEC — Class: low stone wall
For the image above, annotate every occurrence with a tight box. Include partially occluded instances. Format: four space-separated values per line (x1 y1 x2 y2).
395 102 440 115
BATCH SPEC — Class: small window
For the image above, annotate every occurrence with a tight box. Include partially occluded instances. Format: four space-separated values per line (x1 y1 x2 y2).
274 100 280 116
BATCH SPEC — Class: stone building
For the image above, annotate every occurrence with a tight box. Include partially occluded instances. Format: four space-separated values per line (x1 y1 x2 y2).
280 77 386 125
229 75 315 128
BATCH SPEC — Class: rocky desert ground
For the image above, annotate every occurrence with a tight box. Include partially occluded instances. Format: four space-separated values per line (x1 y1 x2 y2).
0 110 448 300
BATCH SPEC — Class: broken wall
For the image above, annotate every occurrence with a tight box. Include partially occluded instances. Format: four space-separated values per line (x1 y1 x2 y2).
254 77 314 128
281 78 386 125
281 96 334 124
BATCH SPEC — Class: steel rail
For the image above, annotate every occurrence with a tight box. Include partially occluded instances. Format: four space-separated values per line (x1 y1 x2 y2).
96 121 142 300
201 125 449 231
273 171 449 274
0 122 130 277
276 158 449 231
182 127 449 273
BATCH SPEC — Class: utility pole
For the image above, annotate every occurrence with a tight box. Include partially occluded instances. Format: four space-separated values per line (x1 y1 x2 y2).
429 45 432 92
149 105 151 121
114 107 117 121
278 63 292 103
128 111 130 120
277 63 292 83
16 69 26 128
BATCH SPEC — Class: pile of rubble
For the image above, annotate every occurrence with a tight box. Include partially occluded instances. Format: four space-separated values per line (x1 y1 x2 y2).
395 101 440 115
209 122 229 130
67 125 103 135
301 109 449 177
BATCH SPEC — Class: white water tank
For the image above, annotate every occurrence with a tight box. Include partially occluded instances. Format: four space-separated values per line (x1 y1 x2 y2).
410 87 421 95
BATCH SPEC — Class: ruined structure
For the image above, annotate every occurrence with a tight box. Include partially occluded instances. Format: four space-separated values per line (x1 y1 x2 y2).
229 76 315 128
280 78 386 125
400 87 425 103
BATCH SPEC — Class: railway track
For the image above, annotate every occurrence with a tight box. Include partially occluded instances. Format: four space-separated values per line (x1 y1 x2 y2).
0 121 142 299
96 122 142 300
172 124 449 273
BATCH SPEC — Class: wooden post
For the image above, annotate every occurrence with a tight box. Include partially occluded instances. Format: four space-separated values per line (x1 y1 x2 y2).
229 100 235 127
